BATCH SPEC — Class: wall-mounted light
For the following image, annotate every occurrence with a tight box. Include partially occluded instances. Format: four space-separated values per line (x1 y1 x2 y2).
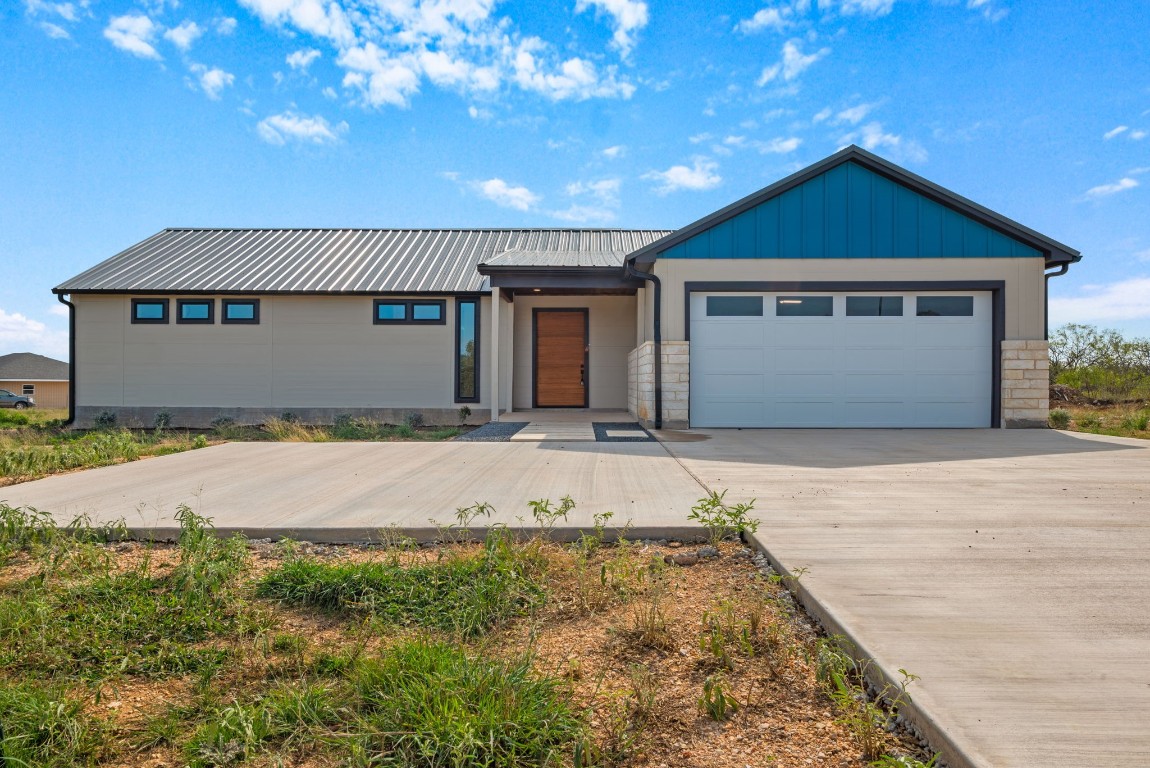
779 299 802 304
533 288 541 292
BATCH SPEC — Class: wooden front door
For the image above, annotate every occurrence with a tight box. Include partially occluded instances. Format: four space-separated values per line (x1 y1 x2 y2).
533 309 588 407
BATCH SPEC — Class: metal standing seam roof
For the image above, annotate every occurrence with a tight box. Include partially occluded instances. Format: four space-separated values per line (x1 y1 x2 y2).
55 229 673 294
0 353 69 381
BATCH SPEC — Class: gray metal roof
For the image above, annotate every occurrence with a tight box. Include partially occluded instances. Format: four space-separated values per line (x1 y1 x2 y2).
0 353 69 381
480 246 666 269
56 229 672 294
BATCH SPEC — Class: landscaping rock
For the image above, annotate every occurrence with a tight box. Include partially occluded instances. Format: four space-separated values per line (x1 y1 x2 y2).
732 548 753 560
667 541 682 548
697 545 720 559
664 552 699 567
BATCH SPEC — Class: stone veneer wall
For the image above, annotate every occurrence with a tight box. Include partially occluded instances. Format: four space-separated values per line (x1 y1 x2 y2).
1001 340 1050 428
627 341 690 429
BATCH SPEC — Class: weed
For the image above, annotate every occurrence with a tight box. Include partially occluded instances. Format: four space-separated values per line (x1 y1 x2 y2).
154 410 173 430
1 429 145 482
627 663 658 723
458 405 472 424
349 639 582 768
870 754 939 768
258 531 542 637
392 422 416 439
627 560 674 651
1121 411 1150 431
688 490 759 547
404 411 425 429
1077 413 1102 429
1048 408 1071 429
0 681 108 767
192 434 209 449
210 416 240 439
93 410 117 429
528 495 575 537
262 418 326 442
279 411 299 423
699 675 740 722
0 410 31 426
271 633 308 655
437 500 494 544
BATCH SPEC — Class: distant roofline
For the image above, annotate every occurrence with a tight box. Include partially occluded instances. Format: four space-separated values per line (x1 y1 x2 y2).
158 227 672 233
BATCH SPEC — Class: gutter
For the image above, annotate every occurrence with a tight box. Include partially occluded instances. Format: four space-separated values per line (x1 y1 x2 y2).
1043 262 1070 341
55 292 76 426
624 261 662 429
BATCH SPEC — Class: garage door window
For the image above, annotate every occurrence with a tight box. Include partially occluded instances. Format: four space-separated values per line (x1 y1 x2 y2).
776 296 833 316
916 296 974 317
706 296 763 316
846 296 903 316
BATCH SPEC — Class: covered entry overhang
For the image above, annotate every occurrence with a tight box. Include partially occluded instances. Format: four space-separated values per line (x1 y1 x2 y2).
477 259 644 421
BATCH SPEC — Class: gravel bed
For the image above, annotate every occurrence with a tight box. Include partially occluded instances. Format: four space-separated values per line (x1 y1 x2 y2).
453 421 529 441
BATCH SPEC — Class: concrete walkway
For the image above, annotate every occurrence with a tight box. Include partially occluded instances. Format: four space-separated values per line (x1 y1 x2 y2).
2 440 704 541
660 428 1150 768
502 409 631 442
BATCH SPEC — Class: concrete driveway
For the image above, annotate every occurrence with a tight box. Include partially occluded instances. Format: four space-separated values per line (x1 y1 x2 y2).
1 441 704 541
661 428 1150 768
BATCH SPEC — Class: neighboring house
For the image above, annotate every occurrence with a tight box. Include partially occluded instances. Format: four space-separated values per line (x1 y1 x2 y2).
0 352 70 409
54 146 1080 430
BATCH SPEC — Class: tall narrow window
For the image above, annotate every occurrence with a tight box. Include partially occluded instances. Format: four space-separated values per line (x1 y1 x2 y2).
455 297 480 403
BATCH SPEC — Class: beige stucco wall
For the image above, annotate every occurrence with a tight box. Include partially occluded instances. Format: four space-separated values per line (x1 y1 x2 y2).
72 294 491 412
0 380 69 409
648 257 1047 342
511 295 637 410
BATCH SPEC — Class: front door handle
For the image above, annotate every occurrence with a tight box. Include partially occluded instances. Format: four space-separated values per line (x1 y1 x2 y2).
580 364 585 387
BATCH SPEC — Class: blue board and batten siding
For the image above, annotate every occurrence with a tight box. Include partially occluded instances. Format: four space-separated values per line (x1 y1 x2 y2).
659 161 1042 260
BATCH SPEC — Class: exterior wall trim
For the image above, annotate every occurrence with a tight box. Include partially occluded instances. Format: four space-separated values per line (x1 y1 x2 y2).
682 279 1007 429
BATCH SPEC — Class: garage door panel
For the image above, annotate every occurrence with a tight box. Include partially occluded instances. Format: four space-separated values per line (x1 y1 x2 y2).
701 374 764 395
844 373 906 396
690 290 992 428
774 373 836 395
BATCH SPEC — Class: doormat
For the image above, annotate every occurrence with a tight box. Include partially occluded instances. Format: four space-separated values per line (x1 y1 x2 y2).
592 422 656 442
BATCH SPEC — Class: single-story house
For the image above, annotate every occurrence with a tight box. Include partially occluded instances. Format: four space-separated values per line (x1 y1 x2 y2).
53 146 1080 430
0 352 70 409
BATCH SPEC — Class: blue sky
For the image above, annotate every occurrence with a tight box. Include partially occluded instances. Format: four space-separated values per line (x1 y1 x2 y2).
2 0 1149 360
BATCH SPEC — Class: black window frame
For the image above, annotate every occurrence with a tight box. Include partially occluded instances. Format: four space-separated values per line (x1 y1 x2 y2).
775 296 834 317
131 298 169 324
916 296 974 317
221 299 261 325
846 296 904 317
176 298 215 324
373 299 447 326
454 297 481 404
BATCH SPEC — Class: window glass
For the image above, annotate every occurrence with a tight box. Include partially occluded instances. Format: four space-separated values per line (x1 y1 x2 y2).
412 303 443 322
846 296 904 316
178 300 213 323
706 296 764 317
133 301 166 321
916 296 974 317
376 303 407 321
22 385 34 396
456 299 478 402
226 303 255 320
776 296 833 317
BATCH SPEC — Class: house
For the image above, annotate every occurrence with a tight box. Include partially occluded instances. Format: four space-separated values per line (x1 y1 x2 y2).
0 352 70 409
53 146 1080 430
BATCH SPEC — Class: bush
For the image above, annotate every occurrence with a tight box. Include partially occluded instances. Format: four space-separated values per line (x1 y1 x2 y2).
404 411 425 429
154 410 173 430
93 410 117 429
1121 411 1150 432
1048 408 1070 429
0 410 31 427
350 640 582 768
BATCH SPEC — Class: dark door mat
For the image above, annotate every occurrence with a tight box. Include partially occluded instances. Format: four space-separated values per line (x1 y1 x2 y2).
454 422 529 442
593 422 656 442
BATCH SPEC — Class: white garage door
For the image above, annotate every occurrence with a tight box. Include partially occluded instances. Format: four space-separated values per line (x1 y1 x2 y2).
689 292 993 428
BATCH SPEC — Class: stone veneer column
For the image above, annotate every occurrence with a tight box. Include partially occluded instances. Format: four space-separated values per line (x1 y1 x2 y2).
1001 340 1050 428
627 341 690 429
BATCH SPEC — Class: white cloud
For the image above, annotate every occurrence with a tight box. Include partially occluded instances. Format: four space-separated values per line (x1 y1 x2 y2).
566 178 620 204
835 101 880 125
40 21 70 38
0 308 69 361
322 85 338 99
1135 249 1150 262
550 204 617 223
840 121 927 162
967 0 1007 22
601 145 626 159
1104 125 1128 140
338 43 422 108
812 106 832 123
470 178 540 211
1084 177 1139 199
734 0 811 34
215 16 238 35
643 157 721 193
575 0 649 58
24 0 82 22
239 0 356 47
512 47 635 101
190 63 235 99
287 47 321 70
1131 130 1147 140
757 136 802 153
826 0 895 15
164 21 203 51
104 14 162 60
756 39 829 86
688 132 713 144
1049 277 1150 324
257 110 348 145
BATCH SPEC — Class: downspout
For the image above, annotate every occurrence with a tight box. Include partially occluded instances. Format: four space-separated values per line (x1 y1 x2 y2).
1044 262 1069 340
55 292 76 426
625 261 662 429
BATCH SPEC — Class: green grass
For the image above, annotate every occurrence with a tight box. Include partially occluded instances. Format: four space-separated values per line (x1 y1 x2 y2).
258 532 543 637
1054 367 1150 402
349 639 582 768
0 680 108 767
1063 406 1150 440
0 504 255 679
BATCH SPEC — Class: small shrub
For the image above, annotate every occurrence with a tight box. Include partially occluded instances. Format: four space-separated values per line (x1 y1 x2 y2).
280 411 300 424
1120 411 1150 431
392 422 416 439
1077 413 1102 429
404 411 425 429
93 410 117 429
458 405 472 424
0 410 31 426
210 416 240 439
1048 408 1070 429
688 489 759 547
154 410 173 430
192 434 209 449
350 640 583 768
